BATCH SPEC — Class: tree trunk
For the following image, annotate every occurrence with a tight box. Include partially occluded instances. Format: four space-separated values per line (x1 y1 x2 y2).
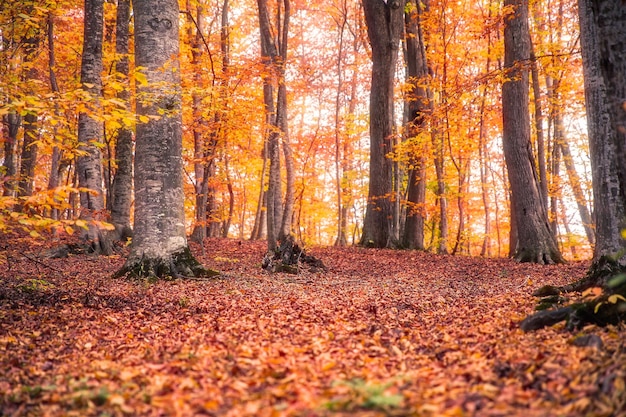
46 11 62 221
579 0 625 264
76 0 112 254
520 0 626 331
109 0 133 242
2 112 20 197
359 0 404 248
559 138 595 246
257 0 292 252
116 0 213 280
501 0 563 264
402 0 429 250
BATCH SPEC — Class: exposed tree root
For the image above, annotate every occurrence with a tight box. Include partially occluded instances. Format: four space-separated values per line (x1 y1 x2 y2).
114 246 220 281
262 235 327 274
514 246 565 265
521 256 626 332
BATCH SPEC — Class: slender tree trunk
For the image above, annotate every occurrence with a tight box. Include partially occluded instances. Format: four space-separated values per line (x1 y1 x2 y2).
17 112 38 200
333 0 348 247
46 11 62 221
2 112 20 197
360 0 404 248
109 0 133 241
559 139 595 245
502 0 563 264
257 0 292 251
76 0 112 254
402 0 429 250
529 38 549 210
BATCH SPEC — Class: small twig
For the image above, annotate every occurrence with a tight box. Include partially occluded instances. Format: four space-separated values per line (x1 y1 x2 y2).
22 253 63 273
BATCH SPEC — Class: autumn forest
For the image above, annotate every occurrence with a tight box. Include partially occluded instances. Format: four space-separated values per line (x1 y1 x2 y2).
0 0 591 255
2 0 626 415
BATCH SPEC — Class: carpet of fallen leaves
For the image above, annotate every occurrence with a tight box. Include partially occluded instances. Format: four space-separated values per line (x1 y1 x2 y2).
1 236 625 417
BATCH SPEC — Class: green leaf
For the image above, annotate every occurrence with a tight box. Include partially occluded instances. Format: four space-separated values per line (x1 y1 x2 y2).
608 274 626 289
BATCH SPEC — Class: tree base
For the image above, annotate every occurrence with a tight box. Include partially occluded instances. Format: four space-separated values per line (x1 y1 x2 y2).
514 246 565 265
521 256 626 331
114 246 220 281
262 235 327 274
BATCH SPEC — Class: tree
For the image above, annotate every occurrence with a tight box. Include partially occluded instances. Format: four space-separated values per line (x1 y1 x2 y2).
108 0 133 241
115 0 212 279
501 0 563 264
401 0 429 250
76 0 112 254
257 0 294 252
520 0 626 331
359 0 404 248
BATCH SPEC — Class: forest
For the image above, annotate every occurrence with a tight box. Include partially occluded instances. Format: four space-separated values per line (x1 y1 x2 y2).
2 0 626 415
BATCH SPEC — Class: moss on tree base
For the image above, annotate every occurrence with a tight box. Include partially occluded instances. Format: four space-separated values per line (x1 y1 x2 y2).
521 256 626 331
114 246 220 281
262 235 327 274
514 246 565 265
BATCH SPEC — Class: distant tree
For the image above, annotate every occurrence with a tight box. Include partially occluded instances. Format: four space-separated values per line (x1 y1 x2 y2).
359 0 404 248
115 0 212 279
501 0 563 264
76 0 112 254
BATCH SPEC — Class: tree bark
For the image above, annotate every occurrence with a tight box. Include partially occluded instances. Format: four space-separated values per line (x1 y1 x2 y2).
359 0 404 248
501 0 563 264
116 0 213 280
76 0 112 254
257 0 293 252
402 0 429 250
109 0 133 242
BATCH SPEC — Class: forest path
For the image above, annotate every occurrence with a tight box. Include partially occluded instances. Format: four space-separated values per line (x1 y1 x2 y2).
1 237 624 416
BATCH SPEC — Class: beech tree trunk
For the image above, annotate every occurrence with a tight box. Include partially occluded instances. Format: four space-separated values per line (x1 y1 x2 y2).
501 0 563 264
109 0 133 241
257 0 293 252
116 0 212 280
520 0 626 331
76 0 112 254
579 0 625 264
360 0 404 248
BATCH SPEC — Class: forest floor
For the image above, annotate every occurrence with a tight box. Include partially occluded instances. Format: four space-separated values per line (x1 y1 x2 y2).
1 236 625 417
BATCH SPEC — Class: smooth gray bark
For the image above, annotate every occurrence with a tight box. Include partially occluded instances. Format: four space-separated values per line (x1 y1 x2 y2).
117 0 210 279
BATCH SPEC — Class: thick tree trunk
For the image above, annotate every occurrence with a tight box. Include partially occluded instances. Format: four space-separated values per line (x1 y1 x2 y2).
582 0 626 262
360 0 404 248
76 0 112 255
109 0 133 242
521 0 626 331
501 0 563 264
116 0 213 280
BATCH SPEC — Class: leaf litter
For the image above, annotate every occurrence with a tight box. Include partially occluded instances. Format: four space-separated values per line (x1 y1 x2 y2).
1 237 625 416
